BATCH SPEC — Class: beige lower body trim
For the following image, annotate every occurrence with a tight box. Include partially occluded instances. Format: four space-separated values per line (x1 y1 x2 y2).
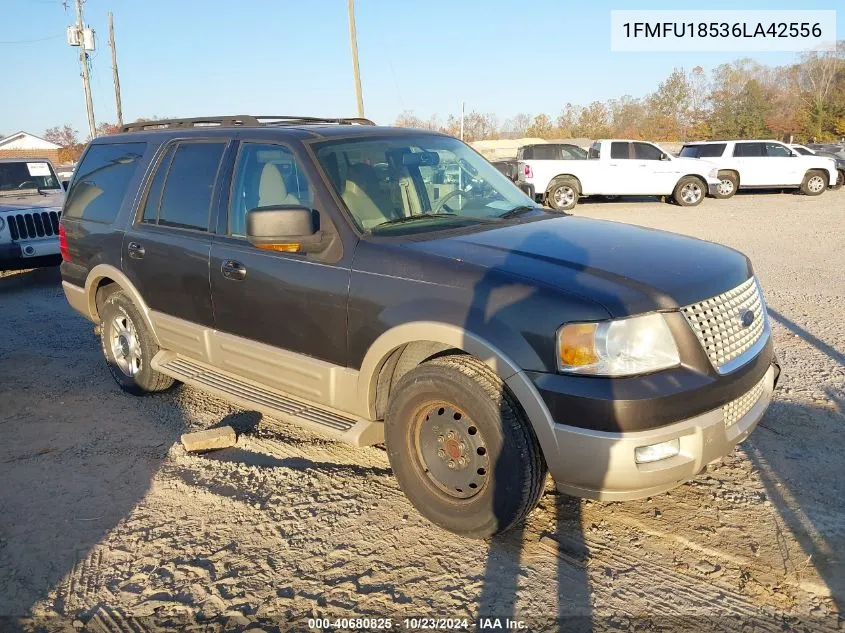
509 364 776 502
62 281 91 321
148 310 362 416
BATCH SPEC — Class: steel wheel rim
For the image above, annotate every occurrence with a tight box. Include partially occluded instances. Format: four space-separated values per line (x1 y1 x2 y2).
808 176 825 193
412 403 490 500
553 186 575 207
718 179 734 196
681 182 702 204
110 310 142 377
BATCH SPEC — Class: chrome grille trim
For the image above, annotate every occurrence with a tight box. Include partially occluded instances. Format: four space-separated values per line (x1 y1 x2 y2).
682 277 768 374
723 374 767 429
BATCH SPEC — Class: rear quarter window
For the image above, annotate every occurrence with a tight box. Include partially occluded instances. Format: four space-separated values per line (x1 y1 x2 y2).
63 142 147 223
680 144 726 158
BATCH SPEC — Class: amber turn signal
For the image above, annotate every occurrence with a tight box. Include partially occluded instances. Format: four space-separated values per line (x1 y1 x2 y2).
558 323 599 367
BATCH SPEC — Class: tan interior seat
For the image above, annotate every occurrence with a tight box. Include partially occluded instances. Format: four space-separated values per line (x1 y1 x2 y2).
258 163 299 207
341 163 399 230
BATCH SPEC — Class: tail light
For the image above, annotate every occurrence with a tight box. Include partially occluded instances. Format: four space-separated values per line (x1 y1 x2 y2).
59 223 70 261
523 163 533 178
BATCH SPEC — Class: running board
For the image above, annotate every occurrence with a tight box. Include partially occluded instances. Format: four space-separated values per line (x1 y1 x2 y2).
151 352 383 447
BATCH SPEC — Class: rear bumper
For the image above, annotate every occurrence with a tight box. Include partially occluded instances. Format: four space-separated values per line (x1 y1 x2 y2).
510 358 780 501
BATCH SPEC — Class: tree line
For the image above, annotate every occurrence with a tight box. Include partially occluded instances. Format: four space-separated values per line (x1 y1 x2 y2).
395 44 845 143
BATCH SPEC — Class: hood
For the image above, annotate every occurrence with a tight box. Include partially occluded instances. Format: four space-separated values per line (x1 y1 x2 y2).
404 216 752 317
0 190 64 214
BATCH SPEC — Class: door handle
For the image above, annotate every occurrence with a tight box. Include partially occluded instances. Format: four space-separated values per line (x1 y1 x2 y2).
127 241 145 259
221 259 246 281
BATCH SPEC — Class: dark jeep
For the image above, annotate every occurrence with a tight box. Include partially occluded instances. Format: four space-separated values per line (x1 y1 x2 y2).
60 115 779 537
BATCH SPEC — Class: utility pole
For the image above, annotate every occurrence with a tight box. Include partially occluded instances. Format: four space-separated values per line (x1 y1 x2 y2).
108 12 123 128
347 0 364 118
74 0 96 138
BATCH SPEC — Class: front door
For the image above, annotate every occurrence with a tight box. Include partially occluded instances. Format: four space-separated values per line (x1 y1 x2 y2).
209 141 351 395
604 142 640 194
122 139 230 346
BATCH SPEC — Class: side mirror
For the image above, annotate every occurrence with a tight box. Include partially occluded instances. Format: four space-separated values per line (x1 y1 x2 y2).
61 181 69 191
246 205 327 254
660 152 669 161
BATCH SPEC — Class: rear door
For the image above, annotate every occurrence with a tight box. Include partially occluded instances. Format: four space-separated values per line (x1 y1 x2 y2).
732 142 769 186
603 142 638 194
122 139 229 330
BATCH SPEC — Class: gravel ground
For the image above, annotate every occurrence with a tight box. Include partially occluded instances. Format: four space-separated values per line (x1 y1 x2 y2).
0 190 843 632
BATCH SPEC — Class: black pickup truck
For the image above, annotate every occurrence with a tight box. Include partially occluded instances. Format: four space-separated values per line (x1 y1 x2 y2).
59 115 779 537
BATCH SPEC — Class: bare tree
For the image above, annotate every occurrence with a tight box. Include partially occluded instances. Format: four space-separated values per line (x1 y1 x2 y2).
44 124 80 148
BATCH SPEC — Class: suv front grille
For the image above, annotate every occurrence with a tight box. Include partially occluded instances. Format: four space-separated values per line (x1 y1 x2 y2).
5 210 61 241
681 277 767 374
723 374 767 429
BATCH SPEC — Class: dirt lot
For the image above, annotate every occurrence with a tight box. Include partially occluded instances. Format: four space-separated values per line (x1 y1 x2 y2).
1 190 843 632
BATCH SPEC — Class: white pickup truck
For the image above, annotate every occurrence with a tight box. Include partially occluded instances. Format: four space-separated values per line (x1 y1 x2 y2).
516 139 721 211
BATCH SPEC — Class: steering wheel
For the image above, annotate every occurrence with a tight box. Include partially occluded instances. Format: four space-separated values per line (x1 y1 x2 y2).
18 180 38 189
431 188 468 214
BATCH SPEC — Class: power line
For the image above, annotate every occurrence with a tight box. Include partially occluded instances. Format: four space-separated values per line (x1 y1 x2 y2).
0 33 63 44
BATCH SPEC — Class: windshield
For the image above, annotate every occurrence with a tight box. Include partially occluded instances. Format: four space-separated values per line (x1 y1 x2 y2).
314 134 537 235
0 161 61 192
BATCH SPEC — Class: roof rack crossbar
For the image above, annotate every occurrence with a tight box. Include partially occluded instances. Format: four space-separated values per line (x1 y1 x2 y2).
120 115 375 133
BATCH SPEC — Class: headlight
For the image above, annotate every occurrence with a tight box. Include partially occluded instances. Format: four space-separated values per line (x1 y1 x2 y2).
557 313 680 376
708 168 719 179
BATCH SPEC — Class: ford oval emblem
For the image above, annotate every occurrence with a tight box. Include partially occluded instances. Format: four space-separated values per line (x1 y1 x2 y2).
740 309 755 328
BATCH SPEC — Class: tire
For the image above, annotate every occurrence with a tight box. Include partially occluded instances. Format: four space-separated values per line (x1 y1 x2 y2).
672 176 705 207
385 355 546 538
546 176 580 212
99 290 175 395
713 172 738 199
800 170 827 196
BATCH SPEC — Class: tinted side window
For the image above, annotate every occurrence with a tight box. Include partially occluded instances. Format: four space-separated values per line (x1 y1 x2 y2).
228 143 313 236
765 142 791 157
64 142 147 222
562 145 587 159
157 142 226 231
633 142 664 160
141 145 175 224
610 142 630 159
531 145 559 160
734 142 765 157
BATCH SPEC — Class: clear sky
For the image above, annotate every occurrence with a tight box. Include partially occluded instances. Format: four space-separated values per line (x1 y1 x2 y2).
0 0 841 138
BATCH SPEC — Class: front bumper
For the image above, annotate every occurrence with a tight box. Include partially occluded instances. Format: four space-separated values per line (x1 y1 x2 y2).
531 360 780 501
0 237 60 260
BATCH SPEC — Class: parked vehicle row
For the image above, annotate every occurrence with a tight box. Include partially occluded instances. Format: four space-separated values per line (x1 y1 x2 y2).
514 137 841 211
58 115 779 537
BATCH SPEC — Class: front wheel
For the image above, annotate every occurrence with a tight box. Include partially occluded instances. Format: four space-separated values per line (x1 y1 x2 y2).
800 170 827 196
672 176 705 207
714 172 738 199
546 177 580 212
100 291 175 395
385 355 547 538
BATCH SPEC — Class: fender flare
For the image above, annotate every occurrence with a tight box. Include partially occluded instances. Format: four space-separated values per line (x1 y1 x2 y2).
355 320 560 463
83 263 160 345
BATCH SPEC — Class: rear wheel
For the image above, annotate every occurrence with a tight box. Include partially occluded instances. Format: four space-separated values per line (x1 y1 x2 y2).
672 176 705 207
714 172 738 199
385 355 546 538
100 291 174 395
800 170 827 196
546 177 580 212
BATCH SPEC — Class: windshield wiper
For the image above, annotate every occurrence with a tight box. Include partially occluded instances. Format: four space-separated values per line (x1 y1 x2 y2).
371 213 464 229
498 205 542 219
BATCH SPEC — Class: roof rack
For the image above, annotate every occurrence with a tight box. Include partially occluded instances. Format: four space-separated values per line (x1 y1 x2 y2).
121 115 376 133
